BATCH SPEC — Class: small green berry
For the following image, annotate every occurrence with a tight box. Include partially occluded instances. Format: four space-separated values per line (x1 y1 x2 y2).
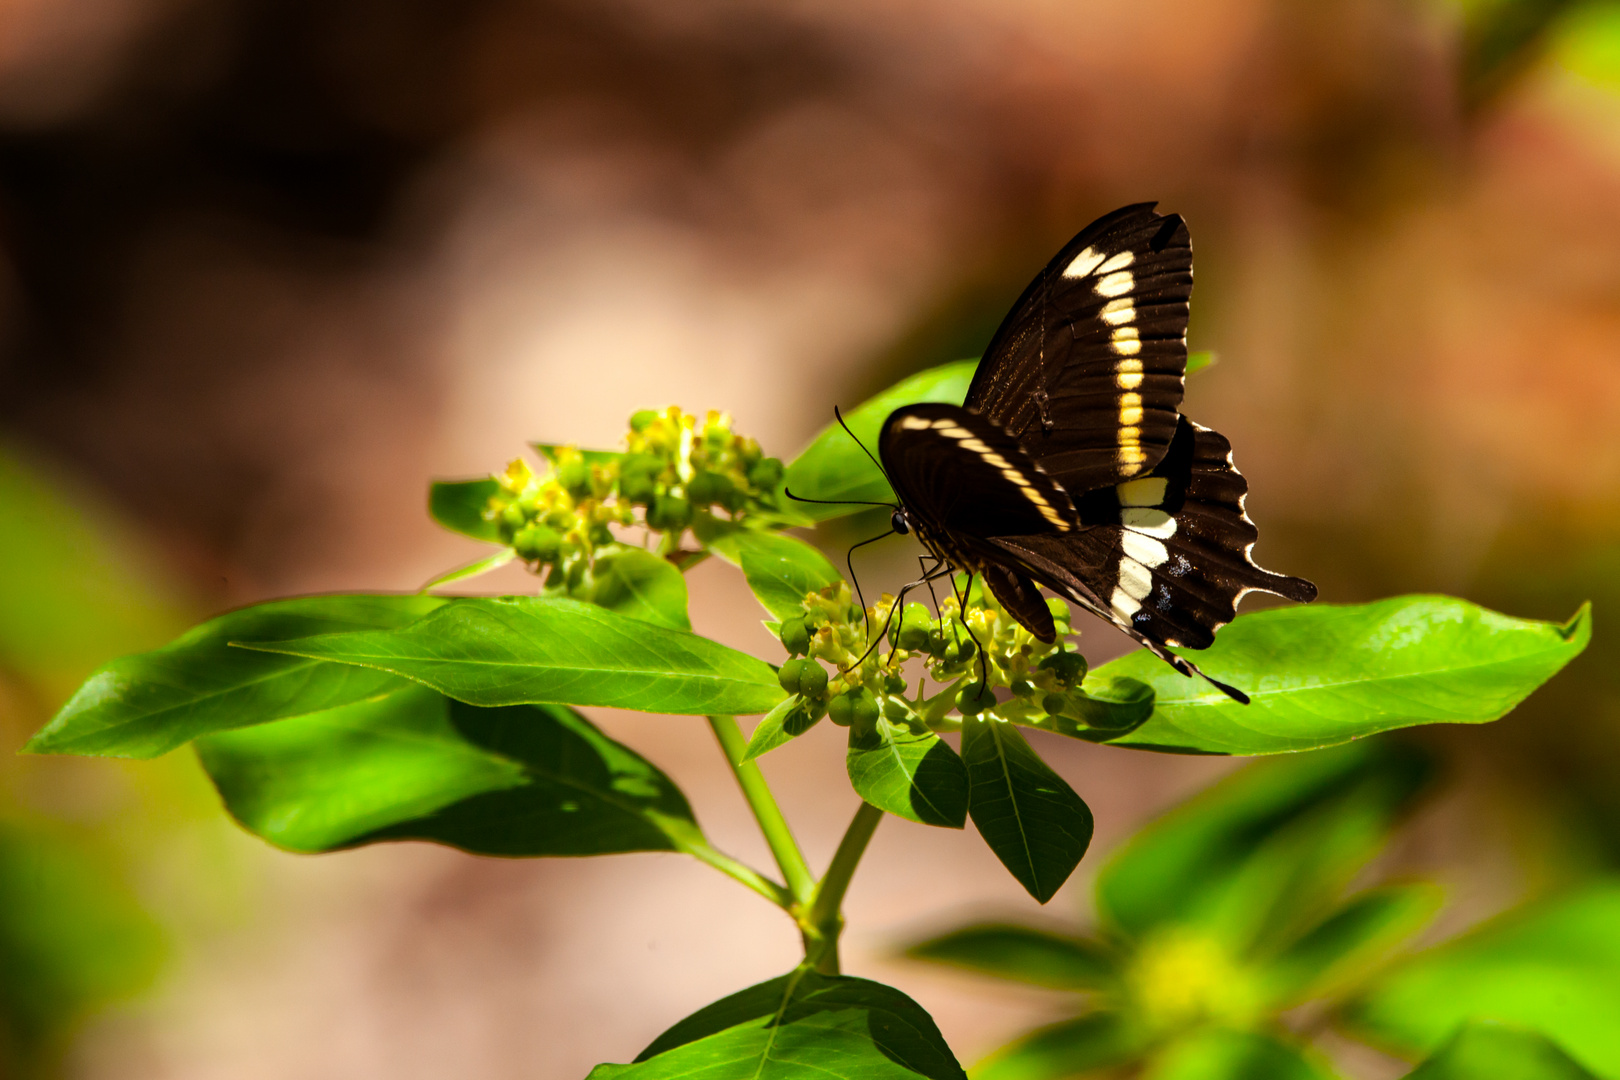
1038 651 1087 688
956 681 996 715
648 493 691 531
500 503 528 531
513 524 562 563
779 617 811 656
828 687 879 728
558 460 591 497
777 658 812 694
630 409 659 432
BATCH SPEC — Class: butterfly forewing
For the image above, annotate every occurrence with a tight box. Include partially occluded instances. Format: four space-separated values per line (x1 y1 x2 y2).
965 203 1192 497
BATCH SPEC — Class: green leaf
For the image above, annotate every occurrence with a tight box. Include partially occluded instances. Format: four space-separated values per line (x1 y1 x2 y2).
742 696 822 762
1186 350 1215 376
784 359 977 519
428 478 503 543
904 923 1116 991
26 595 446 759
1344 882 1620 1078
242 595 786 717
712 531 842 621
1096 740 1432 944
0 823 165 1056
195 685 704 856
847 721 968 828
1257 883 1444 1006
1402 1023 1602 1080
1144 1029 1340 1080
1093 597 1591 755
532 443 622 468
579 546 691 629
1018 677 1156 742
422 548 517 591
588 966 966 1079
961 715 1093 903
975 1013 1147 1080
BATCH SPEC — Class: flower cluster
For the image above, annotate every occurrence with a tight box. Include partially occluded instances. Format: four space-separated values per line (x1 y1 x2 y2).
773 575 1101 733
482 407 792 584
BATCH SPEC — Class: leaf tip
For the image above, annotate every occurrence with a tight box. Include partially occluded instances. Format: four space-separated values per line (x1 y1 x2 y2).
1560 601 1593 646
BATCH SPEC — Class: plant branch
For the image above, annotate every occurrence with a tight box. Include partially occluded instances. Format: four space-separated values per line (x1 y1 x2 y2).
803 800 885 975
684 840 793 908
706 715 815 903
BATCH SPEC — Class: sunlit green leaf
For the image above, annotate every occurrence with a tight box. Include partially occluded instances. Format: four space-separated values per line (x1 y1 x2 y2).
905 923 1116 991
588 967 966 1079
1096 740 1432 943
847 721 968 829
975 1013 1146 1080
784 360 977 520
26 595 445 759
712 531 842 620
422 548 517 591
1093 597 1590 755
1258 883 1444 1006
242 595 786 717
1144 1029 1340 1080
196 685 703 856
428 478 503 543
742 696 821 762
961 715 1093 903
579 546 691 630
1402 1023 1601 1080
1344 882 1620 1078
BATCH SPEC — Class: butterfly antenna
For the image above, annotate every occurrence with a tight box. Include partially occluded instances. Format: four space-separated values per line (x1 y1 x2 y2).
843 528 895 639
834 406 893 485
783 488 897 510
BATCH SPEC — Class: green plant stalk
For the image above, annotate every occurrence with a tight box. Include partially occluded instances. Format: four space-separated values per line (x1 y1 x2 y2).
802 800 885 975
683 840 793 908
706 715 816 904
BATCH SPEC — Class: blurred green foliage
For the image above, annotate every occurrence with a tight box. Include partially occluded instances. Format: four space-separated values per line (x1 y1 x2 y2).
910 739 1620 1079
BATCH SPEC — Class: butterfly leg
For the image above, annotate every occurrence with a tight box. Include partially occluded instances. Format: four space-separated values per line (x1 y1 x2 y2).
947 570 990 685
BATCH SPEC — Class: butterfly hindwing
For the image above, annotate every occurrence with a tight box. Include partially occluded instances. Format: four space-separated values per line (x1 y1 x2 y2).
986 417 1316 655
965 203 1193 496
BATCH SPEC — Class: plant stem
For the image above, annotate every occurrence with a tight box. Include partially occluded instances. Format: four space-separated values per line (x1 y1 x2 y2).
684 841 793 908
802 800 884 975
706 715 815 903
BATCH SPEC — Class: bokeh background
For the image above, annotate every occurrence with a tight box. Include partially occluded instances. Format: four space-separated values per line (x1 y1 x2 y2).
2 0 1618 1076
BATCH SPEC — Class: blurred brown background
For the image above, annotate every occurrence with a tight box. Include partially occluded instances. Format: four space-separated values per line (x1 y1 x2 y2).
2 0 1618 1076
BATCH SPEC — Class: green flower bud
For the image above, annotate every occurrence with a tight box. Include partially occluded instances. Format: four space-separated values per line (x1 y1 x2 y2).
956 681 996 715
776 658 829 698
619 454 661 505
746 457 784 490
630 409 659 433
558 460 591 497
1009 678 1037 698
779 617 811 656
777 658 811 694
882 672 907 695
1042 693 1073 719
500 502 528 531
943 636 978 665
827 687 879 728
1037 650 1087 689
686 469 736 508
648 493 691 531
893 602 934 652
513 524 562 563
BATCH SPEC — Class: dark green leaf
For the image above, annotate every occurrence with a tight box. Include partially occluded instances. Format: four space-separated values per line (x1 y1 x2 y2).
0 823 165 1055
241 595 786 717
1402 1023 1601 1080
195 685 704 856
588 967 966 1079
26 595 445 759
531 443 622 468
847 721 968 828
961 715 1093 903
975 1014 1146 1080
1344 882 1620 1078
712 531 842 620
428 478 503 543
742 696 821 762
1096 740 1432 944
784 360 977 520
1257 883 1443 1006
904 923 1116 991
1144 1029 1340 1080
579 546 691 629
1094 597 1591 756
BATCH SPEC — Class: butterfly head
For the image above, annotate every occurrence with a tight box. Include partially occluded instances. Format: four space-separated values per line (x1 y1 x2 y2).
890 507 911 535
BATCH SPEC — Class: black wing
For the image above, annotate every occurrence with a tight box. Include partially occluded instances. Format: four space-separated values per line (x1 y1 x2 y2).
986 417 1316 700
877 403 1078 541
965 203 1192 495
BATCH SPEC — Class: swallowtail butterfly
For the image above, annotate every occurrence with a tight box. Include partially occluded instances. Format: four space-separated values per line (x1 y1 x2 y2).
877 204 1317 704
